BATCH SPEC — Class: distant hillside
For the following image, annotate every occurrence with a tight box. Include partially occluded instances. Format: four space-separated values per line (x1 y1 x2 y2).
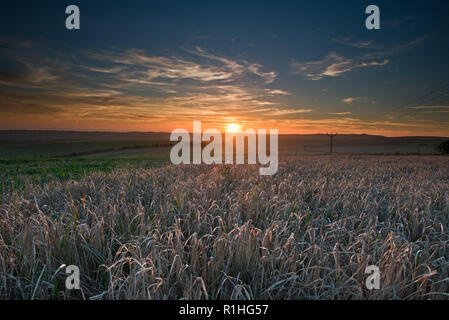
278 134 448 155
0 130 447 156
0 130 170 142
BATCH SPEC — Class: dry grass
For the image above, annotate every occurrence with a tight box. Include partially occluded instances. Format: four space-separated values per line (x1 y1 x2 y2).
1 155 448 300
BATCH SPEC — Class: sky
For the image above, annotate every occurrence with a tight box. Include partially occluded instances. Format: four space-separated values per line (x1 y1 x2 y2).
0 0 448 136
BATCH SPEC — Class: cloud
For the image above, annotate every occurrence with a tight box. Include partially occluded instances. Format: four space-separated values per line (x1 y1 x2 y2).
332 38 379 49
329 111 352 115
0 41 308 129
269 108 313 117
341 97 376 105
247 63 277 84
408 106 449 110
341 97 362 104
391 36 427 52
407 106 449 114
266 89 291 96
87 49 233 84
0 60 59 88
83 65 126 74
86 46 278 86
0 36 38 49
291 37 426 80
125 50 235 82
291 52 389 80
188 47 277 83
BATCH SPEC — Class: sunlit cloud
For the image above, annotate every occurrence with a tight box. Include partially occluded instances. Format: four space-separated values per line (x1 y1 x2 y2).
408 106 449 109
329 111 352 115
0 41 287 127
291 52 389 80
0 30 444 136
266 89 291 96
342 97 359 104
186 46 277 83
340 97 375 105
291 37 426 80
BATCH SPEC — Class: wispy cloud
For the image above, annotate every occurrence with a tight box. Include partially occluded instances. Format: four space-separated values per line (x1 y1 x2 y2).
407 106 449 114
98 49 235 82
329 111 352 115
0 61 60 88
291 37 426 80
408 106 449 109
341 97 375 105
0 36 38 49
332 38 379 49
291 52 389 80
85 46 278 86
266 89 291 96
1 33 442 135
0 42 292 128
261 107 313 117
189 47 277 83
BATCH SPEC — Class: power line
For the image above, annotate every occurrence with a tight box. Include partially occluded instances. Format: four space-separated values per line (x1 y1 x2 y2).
383 84 449 123
363 80 449 127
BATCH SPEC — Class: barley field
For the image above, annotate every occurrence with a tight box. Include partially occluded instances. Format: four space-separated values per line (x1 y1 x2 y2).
1 155 448 299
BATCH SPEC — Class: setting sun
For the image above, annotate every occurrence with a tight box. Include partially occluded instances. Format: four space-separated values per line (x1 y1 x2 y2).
226 123 242 133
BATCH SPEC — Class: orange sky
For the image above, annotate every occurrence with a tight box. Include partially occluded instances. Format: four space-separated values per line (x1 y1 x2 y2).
1 112 448 137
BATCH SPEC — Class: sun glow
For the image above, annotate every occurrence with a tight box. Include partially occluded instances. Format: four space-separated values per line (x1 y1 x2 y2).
226 123 242 133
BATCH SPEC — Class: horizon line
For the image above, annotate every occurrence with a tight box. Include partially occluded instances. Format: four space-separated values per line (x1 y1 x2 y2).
0 129 448 139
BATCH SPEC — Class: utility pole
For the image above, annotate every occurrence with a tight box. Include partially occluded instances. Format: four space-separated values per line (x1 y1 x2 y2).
327 133 337 154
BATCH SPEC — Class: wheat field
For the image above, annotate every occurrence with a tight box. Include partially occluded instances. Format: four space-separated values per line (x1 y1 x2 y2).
1 155 448 299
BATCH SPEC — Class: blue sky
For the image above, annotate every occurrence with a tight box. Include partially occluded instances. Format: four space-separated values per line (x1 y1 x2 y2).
0 0 448 135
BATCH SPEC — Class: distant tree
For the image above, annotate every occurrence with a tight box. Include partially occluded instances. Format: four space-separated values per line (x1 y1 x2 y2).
437 140 449 154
